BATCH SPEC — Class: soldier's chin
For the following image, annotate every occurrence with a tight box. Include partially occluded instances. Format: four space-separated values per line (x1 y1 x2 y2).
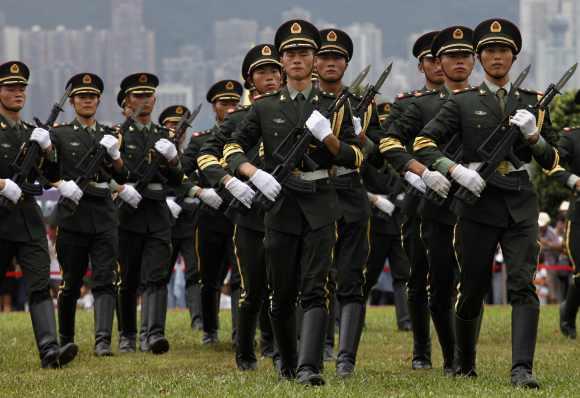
4 104 23 113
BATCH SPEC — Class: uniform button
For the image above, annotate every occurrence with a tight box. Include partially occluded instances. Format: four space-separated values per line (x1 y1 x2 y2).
501 127 506 131
274 132 278 136
477 125 481 128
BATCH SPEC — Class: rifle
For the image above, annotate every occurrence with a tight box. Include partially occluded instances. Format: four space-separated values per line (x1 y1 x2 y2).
0 85 71 209
353 63 393 116
56 105 144 218
173 104 202 153
454 63 577 205
424 64 532 206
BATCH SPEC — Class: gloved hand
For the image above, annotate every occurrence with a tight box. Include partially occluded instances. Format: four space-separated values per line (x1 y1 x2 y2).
450 164 486 197
198 188 223 210
99 134 121 160
353 116 363 136
249 169 281 202
510 109 537 138
165 196 182 219
374 194 395 216
30 127 51 150
420 169 451 198
404 171 427 193
118 185 142 208
0 178 22 204
154 138 178 161
225 177 255 208
305 110 332 142
58 180 83 204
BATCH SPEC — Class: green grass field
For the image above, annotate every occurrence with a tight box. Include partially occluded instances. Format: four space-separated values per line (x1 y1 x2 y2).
0 305 578 397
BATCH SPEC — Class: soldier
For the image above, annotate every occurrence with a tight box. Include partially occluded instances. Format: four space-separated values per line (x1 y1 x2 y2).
181 80 243 345
384 26 476 375
378 30 449 371
413 18 559 388
197 43 283 370
0 61 77 367
48 73 124 357
158 105 203 331
224 19 364 385
115 72 184 355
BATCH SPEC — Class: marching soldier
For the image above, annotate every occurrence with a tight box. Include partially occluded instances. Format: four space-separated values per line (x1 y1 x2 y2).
115 73 184 355
158 105 203 331
413 18 559 388
224 19 364 385
0 61 78 367
48 73 124 357
197 43 283 370
384 26 476 374
181 80 243 345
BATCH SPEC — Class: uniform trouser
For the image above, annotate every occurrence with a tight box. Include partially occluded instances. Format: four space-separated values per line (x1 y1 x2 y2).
196 224 233 336
118 228 172 339
403 214 429 308
56 228 117 344
265 223 335 372
168 236 200 287
566 221 580 288
334 218 369 305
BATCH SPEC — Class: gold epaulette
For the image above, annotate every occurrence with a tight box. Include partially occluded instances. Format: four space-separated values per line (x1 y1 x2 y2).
454 86 478 95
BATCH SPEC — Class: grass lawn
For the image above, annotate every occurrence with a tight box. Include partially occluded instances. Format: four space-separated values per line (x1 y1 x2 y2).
0 305 578 397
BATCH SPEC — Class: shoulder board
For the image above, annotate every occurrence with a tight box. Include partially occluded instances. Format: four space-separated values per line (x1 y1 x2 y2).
152 124 170 134
454 86 478 95
22 121 36 129
518 87 543 96
51 122 72 129
191 129 211 138
414 89 438 98
563 126 580 133
319 91 337 98
396 91 415 100
228 105 250 114
255 91 279 101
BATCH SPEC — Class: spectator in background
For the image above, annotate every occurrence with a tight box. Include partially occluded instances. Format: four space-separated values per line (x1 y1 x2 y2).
538 212 565 303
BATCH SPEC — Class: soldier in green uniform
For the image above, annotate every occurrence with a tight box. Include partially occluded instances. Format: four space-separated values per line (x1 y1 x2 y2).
48 73 124 357
115 73 184 355
378 31 449 370
383 26 476 374
224 19 364 385
181 80 242 345
158 105 203 331
0 61 78 367
197 43 282 370
413 18 560 388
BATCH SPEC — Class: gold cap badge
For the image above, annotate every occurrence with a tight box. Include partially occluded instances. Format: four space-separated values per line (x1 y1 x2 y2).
327 31 337 42
138 74 148 83
176 106 183 115
491 21 502 33
10 64 19 74
290 22 302 34
225 81 234 90
453 28 464 40
261 45 272 56
82 74 92 84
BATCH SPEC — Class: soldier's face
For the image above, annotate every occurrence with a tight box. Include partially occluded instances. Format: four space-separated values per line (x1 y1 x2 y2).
250 64 282 94
419 57 445 85
440 52 474 83
71 93 100 118
315 53 348 83
164 120 178 130
281 48 315 81
479 46 514 79
213 99 239 122
127 92 156 115
0 84 27 112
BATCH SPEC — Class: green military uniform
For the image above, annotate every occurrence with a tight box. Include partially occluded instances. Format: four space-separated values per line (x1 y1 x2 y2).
0 61 78 368
414 18 559 388
116 73 184 355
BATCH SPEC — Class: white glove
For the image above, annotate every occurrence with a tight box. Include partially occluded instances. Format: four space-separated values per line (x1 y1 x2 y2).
353 116 363 136
404 171 427 193
154 138 178 161
99 135 120 160
374 195 395 216
510 109 537 137
421 169 451 198
198 188 223 210
0 179 22 204
249 169 281 202
30 127 51 150
450 164 486 197
225 177 256 208
305 110 332 142
166 196 182 219
58 180 83 204
118 185 142 208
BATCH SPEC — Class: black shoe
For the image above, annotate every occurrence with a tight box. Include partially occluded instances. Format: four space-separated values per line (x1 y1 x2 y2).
94 293 115 357
41 347 60 369
511 367 540 389
149 335 170 355
261 343 275 358
119 335 136 353
398 321 412 332
454 311 480 377
237 359 258 371
58 342 79 366
297 367 325 386
192 318 204 331
202 332 218 345
336 361 355 379
95 342 113 357
431 309 456 377
146 286 170 355
278 366 296 381
323 344 335 362
412 358 432 370
560 302 577 339
408 298 432 370
336 303 364 376
186 284 203 331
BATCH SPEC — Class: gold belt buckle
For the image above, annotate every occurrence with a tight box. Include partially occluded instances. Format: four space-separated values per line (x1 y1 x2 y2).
496 160 510 176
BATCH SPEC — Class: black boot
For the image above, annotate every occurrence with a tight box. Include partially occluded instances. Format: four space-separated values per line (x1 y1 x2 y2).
147 286 170 355
259 303 274 358
94 293 115 357
30 298 78 368
393 281 412 331
454 312 480 377
511 305 540 389
336 302 364 378
57 290 77 346
296 307 326 386
323 295 336 362
201 288 219 345
431 308 456 376
408 299 432 369
117 289 137 353
270 309 297 380
236 304 259 370
139 293 150 352
186 284 203 331
560 283 580 339
231 287 240 348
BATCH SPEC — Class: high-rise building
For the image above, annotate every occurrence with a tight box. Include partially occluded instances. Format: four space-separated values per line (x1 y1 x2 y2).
343 23 386 95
